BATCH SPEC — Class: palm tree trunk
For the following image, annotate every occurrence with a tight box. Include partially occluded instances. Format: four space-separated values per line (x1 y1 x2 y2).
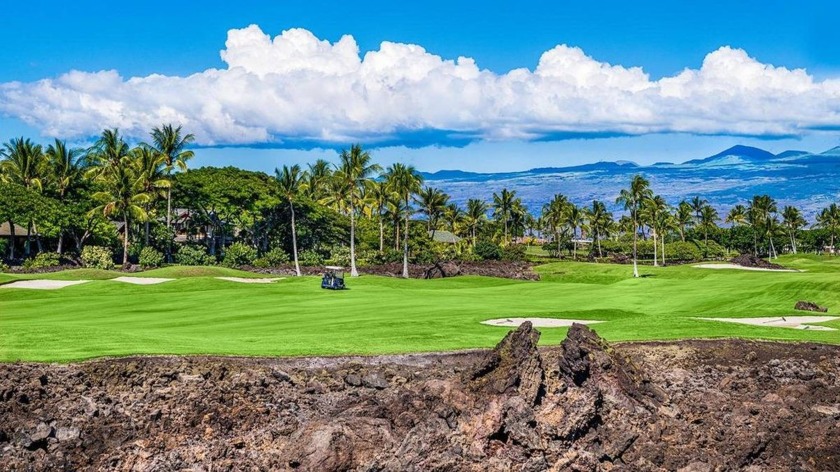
632 220 639 278
350 202 358 277
25 221 32 258
123 213 130 266
166 187 173 262
290 201 301 277
57 231 64 255
378 212 384 254
661 235 666 266
402 197 410 279
572 226 577 261
653 230 658 267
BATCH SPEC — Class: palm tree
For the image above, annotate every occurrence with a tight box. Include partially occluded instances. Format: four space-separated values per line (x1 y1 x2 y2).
726 204 748 227
616 175 652 277
690 196 707 224
541 194 568 257
815 204 840 255
1 138 47 255
384 163 423 278
642 195 667 266
749 195 778 258
367 180 392 253
90 157 151 265
305 159 333 200
585 200 612 258
45 139 87 253
417 186 449 238
337 144 381 277
464 198 488 244
698 204 719 252
675 201 693 241
565 204 583 260
781 205 806 254
492 188 517 244
657 210 676 266
89 129 131 171
443 203 462 233
132 147 170 245
276 164 305 276
149 124 195 231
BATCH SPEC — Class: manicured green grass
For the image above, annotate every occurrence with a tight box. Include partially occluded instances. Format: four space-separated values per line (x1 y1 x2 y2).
2 255 840 362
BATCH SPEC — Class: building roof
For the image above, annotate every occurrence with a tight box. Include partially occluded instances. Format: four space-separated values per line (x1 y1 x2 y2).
0 222 28 237
430 230 462 244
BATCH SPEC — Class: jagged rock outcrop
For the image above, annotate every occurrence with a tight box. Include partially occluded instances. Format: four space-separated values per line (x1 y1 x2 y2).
1 327 839 470
795 300 829 313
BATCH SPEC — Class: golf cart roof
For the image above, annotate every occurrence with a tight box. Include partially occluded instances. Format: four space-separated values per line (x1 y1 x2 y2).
325 266 344 270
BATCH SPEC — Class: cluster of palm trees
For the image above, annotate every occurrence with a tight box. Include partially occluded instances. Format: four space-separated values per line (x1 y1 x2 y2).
0 126 194 264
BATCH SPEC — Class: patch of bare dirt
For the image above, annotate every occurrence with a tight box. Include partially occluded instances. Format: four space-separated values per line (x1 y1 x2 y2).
1 326 839 471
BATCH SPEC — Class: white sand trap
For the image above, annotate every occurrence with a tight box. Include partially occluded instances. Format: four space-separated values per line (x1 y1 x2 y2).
694 263 799 272
0 279 89 290
695 316 838 331
111 276 174 285
215 277 284 284
482 318 604 328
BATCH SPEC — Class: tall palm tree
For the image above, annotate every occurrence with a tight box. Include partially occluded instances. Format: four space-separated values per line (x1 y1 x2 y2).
367 180 392 254
45 139 87 253
443 203 462 233
305 159 333 200
690 196 707 224
616 175 652 277
749 195 778 258
642 195 667 266
781 205 806 254
384 163 423 278
90 157 151 265
464 198 488 244
657 210 676 266
585 200 612 258
336 144 381 277
726 204 748 227
698 204 719 251
675 201 693 241
565 204 583 260
417 186 449 238
541 194 568 257
89 129 131 171
1 138 47 255
815 204 840 256
149 124 195 231
276 164 305 276
492 188 517 244
132 147 170 245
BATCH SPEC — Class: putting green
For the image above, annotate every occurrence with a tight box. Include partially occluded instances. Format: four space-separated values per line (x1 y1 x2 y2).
2 255 840 362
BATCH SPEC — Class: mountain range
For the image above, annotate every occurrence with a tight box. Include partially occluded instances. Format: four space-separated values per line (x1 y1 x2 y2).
422 145 840 218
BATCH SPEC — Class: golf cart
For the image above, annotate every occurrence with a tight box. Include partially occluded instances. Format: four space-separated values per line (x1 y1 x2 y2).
321 266 346 290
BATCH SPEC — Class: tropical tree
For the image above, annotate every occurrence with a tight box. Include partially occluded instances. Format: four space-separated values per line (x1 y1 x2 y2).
367 180 392 253
276 164 305 276
815 204 840 255
565 204 583 260
675 201 693 242
726 204 748 227
690 196 707 223
492 188 517 244
642 195 667 266
541 194 569 256
585 200 612 258
305 159 332 200
133 146 170 245
464 198 488 244
698 204 719 249
781 205 806 254
616 175 652 277
149 124 195 230
384 163 423 278
443 202 462 234
90 157 151 265
417 186 449 237
45 139 86 200
1 137 48 255
337 144 381 277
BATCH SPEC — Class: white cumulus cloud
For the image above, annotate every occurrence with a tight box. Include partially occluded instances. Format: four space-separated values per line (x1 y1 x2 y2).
1 25 839 146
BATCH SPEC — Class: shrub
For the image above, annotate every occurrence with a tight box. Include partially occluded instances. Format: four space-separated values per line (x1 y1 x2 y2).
299 249 324 266
175 244 216 266
664 241 703 262
474 241 502 261
327 245 351 266
0 261 9 273
81 246 115 270
370 249 403 264
139 247 164 268
501 244 527 262
222 242 257 267
23 252 62 270
253 247 290 268
0 240 7 258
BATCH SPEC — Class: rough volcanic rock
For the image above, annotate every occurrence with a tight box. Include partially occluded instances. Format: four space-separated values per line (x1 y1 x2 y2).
1 330 839 471
730 254 787 269
423 261 462 279
795 300 829 313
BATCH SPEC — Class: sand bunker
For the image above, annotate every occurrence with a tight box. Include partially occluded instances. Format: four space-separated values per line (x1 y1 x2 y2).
695 316 838 331
694 263 799 272
481 317 604 328
0 280 89 290
111 277 174 285
215 277 284 284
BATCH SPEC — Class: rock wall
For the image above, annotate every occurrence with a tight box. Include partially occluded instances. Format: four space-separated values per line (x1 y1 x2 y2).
1 325 839 471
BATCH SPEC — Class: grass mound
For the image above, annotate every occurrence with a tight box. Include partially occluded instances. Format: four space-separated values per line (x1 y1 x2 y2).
141 266 266 279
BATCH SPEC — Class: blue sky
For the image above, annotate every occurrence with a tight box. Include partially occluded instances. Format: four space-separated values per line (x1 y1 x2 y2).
1 1 839 172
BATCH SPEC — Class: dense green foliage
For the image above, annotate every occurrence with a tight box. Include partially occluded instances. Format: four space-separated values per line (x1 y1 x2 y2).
138 247 164 268
81 246 115 270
